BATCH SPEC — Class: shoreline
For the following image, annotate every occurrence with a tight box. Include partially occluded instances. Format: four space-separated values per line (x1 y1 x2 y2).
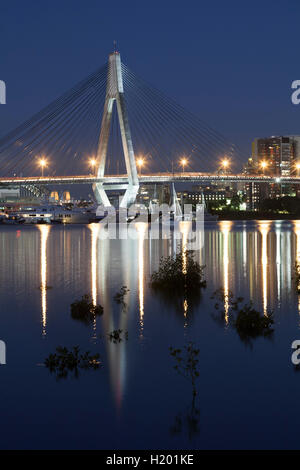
214 212 300 221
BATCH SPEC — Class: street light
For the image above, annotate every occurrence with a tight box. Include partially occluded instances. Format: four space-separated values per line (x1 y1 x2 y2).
295 161 300 176
260 160 268 175
221 158 230 172
137 157 145 176
39 158 47 177
89 158 97 175
180 157 188 174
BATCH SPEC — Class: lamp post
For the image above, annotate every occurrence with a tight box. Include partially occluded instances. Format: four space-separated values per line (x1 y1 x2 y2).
137 157 144 177
260 160 268 175
220 158 230 174
39 158 47 177
89 158 97 176
180 157 188 174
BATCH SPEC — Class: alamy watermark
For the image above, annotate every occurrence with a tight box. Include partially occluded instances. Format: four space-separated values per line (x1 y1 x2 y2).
95 201 205 251
291 340 300 365
0 340 6 365
291 81 300 105
0 80 6 104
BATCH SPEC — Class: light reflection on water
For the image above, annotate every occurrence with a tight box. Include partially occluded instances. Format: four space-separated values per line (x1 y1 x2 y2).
89 223 100 340
38 224 50 336
179 221 192 325
135 222 146 338
258 221 271 316
294 221 300 317
9 220 300 338
219 221 232 324
2 221 300 448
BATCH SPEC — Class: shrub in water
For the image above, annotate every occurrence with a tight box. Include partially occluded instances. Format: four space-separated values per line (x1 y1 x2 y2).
234 303 273 341
70 294 103 325
107 329 128 343
113 286 130 310
211 288 274 344
151 251 206 293
294 262 300 294
45 346 101 380
169 342 200 398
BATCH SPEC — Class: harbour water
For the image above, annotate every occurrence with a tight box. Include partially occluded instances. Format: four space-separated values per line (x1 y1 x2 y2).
0 220 300 449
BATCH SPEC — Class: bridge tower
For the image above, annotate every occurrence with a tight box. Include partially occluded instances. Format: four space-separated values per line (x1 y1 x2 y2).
93 52 139 207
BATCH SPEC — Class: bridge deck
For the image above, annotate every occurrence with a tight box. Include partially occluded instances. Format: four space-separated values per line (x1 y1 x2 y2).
0 172 299 185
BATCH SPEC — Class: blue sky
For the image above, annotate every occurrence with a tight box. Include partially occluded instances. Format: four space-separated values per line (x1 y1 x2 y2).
0 0 300 158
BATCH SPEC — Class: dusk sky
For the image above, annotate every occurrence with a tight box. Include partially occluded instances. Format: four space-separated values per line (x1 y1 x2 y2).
1 0 300 161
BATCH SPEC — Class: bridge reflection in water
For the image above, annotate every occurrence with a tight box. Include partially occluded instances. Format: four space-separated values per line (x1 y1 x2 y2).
16 221 300 408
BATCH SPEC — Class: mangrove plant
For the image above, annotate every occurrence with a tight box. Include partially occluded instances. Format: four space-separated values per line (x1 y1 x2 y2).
70 294 103 325
211 288 274 344
150 251 206 294
169 342 200 399
45 346 101 380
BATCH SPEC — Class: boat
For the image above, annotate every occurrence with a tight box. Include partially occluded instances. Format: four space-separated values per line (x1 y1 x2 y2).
9 204 97 224
0 214 25 224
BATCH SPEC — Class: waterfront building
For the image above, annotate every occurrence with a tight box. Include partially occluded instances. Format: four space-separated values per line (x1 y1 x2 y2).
177 187 228 208
137 184 171 206
0 187 20 202
251 135 300 176
243 136 300 209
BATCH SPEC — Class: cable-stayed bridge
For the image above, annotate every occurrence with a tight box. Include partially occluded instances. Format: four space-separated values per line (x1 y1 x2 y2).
0 50 296 206
0 173 299 185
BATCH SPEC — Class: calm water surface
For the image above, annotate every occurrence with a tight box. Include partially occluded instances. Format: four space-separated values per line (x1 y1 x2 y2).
0 220 300 449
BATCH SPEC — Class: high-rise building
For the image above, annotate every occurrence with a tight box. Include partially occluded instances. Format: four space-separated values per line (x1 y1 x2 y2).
244 135 300 207
245 182 270 210
251 135 300 176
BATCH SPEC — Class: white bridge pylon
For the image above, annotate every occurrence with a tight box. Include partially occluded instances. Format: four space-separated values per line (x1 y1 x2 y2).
93 52 139 208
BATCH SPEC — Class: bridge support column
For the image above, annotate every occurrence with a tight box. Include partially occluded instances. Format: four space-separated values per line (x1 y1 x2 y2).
170 182 182 216
93 51 139 208
93 183 111 207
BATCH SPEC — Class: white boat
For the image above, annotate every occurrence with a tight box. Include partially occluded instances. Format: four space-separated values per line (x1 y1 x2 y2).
1 214 25 225
12 204 96 224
